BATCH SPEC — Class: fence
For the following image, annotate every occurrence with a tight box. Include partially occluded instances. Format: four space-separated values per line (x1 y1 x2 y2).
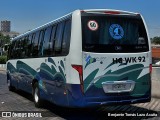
0 64 6 70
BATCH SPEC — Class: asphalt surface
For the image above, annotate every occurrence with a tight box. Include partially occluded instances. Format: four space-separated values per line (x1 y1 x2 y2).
0 70 160 120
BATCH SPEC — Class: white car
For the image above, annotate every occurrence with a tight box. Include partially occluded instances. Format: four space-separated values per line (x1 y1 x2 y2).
156 61 160 65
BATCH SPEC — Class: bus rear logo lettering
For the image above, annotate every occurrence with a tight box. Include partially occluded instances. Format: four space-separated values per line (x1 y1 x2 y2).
113 56 146 64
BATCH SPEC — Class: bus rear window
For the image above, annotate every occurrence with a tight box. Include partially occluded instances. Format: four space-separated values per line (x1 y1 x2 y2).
81 13 149 53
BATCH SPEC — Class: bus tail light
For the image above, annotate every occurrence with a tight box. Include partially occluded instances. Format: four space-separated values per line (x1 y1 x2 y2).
104 11 120 14
72 65 84 94
149 64 152 73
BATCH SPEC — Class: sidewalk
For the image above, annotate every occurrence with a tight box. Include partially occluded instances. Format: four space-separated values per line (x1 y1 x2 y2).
0 68 6 71
152 80 160 98
152 67 160 98
0 64 6 71
0 68 5 71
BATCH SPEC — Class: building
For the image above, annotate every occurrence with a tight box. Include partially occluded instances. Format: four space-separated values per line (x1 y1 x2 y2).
0 20 20 56
0 20 19 38
0 31 19 38
1 20 11 32
152 45 160 58
152 45 160 64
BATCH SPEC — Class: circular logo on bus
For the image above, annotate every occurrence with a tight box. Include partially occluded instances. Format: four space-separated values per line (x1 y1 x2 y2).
109 24 124 40
88 20 98 31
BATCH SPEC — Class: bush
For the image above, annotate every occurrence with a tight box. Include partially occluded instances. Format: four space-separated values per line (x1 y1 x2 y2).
0 56 7 64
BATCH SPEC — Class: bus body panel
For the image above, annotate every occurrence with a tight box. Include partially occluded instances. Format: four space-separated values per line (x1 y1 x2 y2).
66 10 151 107
65 53 151 108
6 9 151 108
68 10 82 84
82 52 151 102
7 56 69 106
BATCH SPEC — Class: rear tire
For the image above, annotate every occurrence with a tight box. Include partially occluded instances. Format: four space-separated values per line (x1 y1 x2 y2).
8 79 14 91
33 82 43 108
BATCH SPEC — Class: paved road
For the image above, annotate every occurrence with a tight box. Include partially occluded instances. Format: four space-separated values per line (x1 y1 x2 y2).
0 71 160 120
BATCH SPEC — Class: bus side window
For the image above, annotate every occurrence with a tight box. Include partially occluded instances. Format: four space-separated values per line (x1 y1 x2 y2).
50 25 57 56
8 42 14 59
54 22 65 55
19 38 24 59
17 40 20 58
14 40 17 58
14 40 19 59
43 26 52 56
62 20 71 55
28 34 34 57
7 45 10 60
23 36 29 58
20 38 25 59
32 31 40 57
38 30 45 57
15 39 21 59
10 41 16 59
8 43 12 59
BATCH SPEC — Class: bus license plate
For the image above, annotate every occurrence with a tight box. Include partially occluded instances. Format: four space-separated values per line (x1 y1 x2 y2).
112 84 126 91
102 80 135 93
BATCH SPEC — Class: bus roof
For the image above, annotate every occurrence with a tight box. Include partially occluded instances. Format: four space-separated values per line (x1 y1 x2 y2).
12 9 139 41
82 9 139 15
12 12 72 41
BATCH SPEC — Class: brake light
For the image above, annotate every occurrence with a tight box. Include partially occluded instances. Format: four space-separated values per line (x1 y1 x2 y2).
149 64 152 73
72 65 83 76
72 65 84 94
104 11 120 14
80 10 85 13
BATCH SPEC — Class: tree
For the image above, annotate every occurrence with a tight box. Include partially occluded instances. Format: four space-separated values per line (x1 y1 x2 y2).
0 33 11 47
151 36 160 44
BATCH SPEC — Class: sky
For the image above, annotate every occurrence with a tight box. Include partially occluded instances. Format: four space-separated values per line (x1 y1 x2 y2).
0 0 160 38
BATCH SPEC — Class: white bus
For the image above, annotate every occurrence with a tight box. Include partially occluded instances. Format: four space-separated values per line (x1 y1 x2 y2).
7 9 152 108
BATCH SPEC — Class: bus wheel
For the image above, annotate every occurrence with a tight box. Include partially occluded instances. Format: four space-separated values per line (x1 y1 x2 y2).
8 79 14 91
33 82 43 108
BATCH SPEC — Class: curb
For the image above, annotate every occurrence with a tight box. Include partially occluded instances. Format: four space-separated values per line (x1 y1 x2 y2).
0 67 6 71
0 69 6 71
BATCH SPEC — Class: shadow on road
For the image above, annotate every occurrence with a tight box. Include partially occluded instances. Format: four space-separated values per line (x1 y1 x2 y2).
12 89 158 120
43 101 158 120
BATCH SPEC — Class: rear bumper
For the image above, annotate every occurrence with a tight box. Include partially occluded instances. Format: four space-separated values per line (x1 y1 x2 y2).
84 96 151 107
68 96 151 108
67 84 151 108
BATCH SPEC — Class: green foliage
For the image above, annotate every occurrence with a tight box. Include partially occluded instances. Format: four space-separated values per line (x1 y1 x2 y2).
151 36 160 44
0 33 11 47
0 56 7 64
